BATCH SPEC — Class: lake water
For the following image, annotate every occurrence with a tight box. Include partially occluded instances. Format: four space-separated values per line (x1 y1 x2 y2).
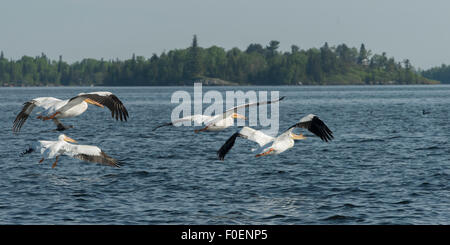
0 85 449 224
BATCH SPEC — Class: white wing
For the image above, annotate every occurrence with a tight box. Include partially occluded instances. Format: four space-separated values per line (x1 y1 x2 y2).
60 143 119 167
78 91 113 97
61 144 102 157
206 96 285 127
175 114 214 125
13 97 65 132
36 140 56 151
33 97 65 111
217 126 275 160
152 114 214 131
34 140 63 159
238 127 275 147
59 91 129 121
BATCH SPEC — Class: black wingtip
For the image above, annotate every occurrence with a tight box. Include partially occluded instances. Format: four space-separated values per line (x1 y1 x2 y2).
20 147 34 157
217 132 241 161
152 122 173 131
112 161 121 168
312 116 334 142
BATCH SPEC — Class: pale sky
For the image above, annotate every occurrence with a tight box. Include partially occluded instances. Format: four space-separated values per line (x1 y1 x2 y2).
1 0 449 69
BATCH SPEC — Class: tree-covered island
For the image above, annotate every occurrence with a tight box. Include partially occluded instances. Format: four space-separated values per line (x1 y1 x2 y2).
421 64 450 84
0 35 438 86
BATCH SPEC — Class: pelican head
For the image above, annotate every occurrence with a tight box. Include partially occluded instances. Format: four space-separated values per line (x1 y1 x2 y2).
58 134 77 143
231 113 247 120
290 131 306 140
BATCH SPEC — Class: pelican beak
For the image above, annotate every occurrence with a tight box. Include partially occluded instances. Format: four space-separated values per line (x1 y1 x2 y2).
64 136 77 143
84 98 104 108
232 113 247 120
291 133 306 140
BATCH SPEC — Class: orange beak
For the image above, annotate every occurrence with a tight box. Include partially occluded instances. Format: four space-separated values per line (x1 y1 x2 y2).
232 113 247 120
291 133 306 140
63 136 77 143
84 98 104 108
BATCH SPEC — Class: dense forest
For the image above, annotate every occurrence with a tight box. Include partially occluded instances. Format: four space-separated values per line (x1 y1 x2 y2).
0 35 437 86
421 64 450 84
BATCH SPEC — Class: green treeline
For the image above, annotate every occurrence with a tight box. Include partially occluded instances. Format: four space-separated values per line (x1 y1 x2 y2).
0 35 436 86
422 64 450 84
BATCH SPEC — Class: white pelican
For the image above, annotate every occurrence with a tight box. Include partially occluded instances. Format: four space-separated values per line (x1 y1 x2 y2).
153 96 285 132
22 134 120 168
13 91 129 132
217 114 333 160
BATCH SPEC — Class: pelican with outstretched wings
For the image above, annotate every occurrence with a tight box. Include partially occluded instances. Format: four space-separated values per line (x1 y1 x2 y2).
21 134 120 168
153 96 285 132
13 91 129 132
217 114 333 160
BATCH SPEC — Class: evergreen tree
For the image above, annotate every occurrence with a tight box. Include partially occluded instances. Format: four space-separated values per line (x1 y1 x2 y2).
357 43 369 65
320 42 336 73
291 45 300 54
184 34 203 80
306 49 323 82
246 43 264 54
266 40 280 57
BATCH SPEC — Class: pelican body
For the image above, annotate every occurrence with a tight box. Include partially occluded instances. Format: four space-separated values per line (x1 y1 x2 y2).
153 96 285 132
22 134 119 168
13 91 129 132
217 114 334 160
152 113 246 132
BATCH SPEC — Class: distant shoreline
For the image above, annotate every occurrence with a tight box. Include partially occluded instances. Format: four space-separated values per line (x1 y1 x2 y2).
1 83 445 88
0 38 440 87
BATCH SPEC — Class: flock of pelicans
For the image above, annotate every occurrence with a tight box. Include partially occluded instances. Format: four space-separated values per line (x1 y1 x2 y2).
15 91 334 168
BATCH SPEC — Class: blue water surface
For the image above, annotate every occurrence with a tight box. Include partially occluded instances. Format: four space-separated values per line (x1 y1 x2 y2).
0 85 449 224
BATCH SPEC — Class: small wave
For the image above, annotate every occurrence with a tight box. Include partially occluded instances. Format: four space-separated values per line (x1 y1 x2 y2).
357 138 386 143
226 211 243 216
102 173 119 178
385 135 402 140
72 192 92 198
317 205 334 210
262 214 286 220
392 200 412 205
330 187 367 194
156 154 179 159
414 146 441 151
130 170 151 177
321 214 358 221
419 182 431 187
74 197 89 202
342 203 361 208
432 172 449 178
261 170 286 176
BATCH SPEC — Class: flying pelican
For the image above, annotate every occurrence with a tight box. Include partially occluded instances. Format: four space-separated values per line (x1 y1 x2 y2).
13 91 129 132
153 96 285 132
217 114 333 160
21 134 120 168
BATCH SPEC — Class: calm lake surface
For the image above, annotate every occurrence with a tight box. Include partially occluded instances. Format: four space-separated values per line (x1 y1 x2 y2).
0 85 449 224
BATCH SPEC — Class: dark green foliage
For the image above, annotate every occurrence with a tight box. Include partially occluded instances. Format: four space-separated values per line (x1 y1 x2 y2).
0 39 435 86
184 35 203 80
422 64 450 84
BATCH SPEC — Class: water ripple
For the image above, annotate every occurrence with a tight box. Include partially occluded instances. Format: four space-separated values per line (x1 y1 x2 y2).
1 86 450 224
